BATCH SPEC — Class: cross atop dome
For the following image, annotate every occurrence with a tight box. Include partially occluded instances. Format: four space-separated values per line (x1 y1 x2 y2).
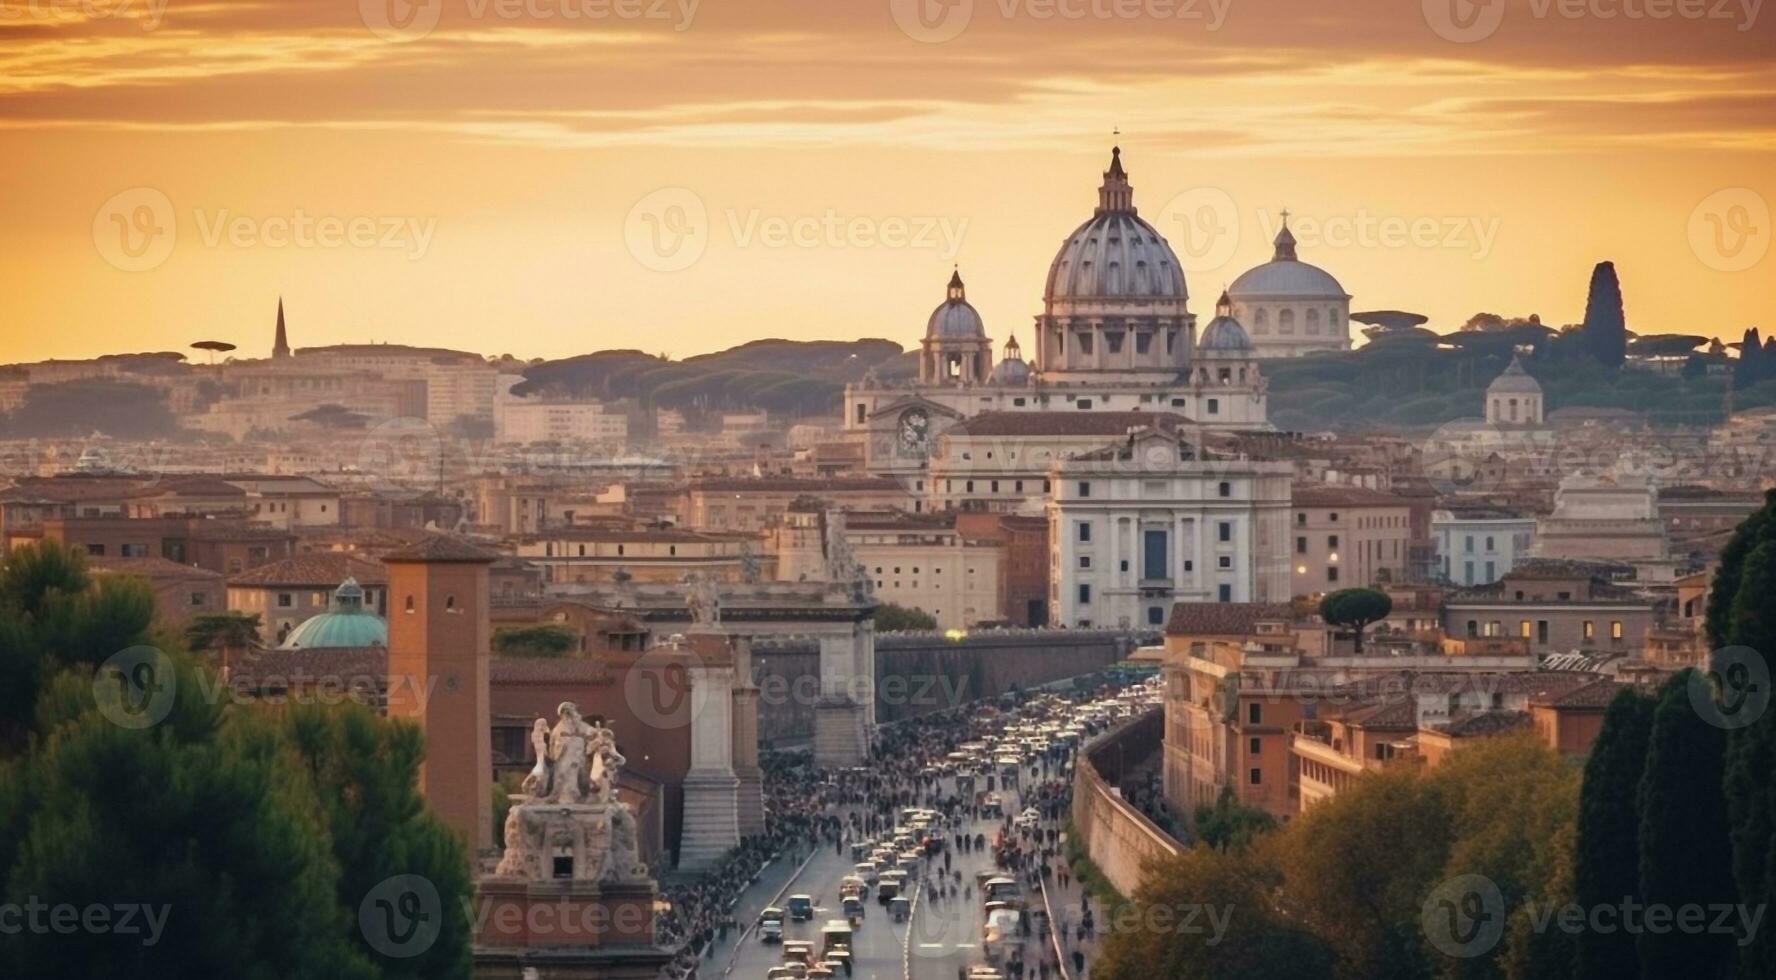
947 266 966 301
1097 146 1135 215
1273 209 1298 261
1217 288 1233 316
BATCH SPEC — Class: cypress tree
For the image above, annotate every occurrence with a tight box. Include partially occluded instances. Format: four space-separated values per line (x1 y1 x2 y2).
1711 492 1776 976
1581 261 1627 368
1636 672 1737 979
1574 688 1656 980
1734 327 1764 388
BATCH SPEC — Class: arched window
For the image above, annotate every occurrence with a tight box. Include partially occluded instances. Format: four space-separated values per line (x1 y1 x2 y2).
445 595 458 613
404 595 415 613
1252 308 1269 335
1305 309 1321 335
1279 309 1295 335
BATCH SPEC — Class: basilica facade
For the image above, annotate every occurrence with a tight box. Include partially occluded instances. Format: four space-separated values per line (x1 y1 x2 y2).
844 147 1281 478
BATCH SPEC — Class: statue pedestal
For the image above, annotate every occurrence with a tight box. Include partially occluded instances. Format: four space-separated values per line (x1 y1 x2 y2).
815 698 867 767
473 879 672 980
735 764 765 838
678 769 740 870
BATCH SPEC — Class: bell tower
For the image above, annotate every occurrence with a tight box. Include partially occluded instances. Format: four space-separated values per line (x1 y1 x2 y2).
384 534 498 854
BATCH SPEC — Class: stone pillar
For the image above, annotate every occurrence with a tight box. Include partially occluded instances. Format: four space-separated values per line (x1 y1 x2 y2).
814 627 869 767
678 662 740 869
730 635 765 837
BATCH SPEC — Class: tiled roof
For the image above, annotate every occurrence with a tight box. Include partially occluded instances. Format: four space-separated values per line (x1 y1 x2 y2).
381 533 502 563
1435 709 1532 737
687 476 904 493
489 658 611 683
227 646 386 693
945 411 1190 438
1166 602 1296 637
1527 675 1620 709
89 556 224 580
1292 484 1410 508
228 553 388 587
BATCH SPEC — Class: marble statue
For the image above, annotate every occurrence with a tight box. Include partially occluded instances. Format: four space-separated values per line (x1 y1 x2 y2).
685 573 722 628
493 701 649 883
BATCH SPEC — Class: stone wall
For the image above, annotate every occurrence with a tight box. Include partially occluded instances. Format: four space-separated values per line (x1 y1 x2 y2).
1070 708 1182 898
754 629 1141 744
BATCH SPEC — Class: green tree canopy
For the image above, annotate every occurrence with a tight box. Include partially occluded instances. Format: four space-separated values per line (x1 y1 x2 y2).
874 603 938 632
1319 588 1393 653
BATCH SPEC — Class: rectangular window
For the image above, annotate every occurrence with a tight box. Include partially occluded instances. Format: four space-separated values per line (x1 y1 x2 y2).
1520 620 1532 638
277 593 293 608
1248 703 1262 725
1327 566 1339 582
1328 534 1339 549
1207 398 1220 414
1537 620 1549 644
1078 481 1091 498
1078 556 1092 569
1218 481 1231 498
1077 584 1091 604
1077 522 1092 543
1249 737 1262 755
1248 768 1261 786
1218 583 1233 602
1218 555 1233 569
1218 522 1232 542
1147 606 1165 626
1611 621 1624 640
1296 536 1307 554
1583 620 1595 640
1143 529 1168 580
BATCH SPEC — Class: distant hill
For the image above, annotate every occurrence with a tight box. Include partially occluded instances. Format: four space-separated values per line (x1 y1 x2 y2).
513 339 914 418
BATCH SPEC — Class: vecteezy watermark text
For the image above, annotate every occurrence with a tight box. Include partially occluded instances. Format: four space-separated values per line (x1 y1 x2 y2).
0 898 171 946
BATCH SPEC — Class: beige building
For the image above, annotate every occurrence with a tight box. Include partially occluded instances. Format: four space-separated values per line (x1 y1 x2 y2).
1441 562 1656 655
845 512 1003 630
1048 427 1294 629
681 476 911 531
1535 472 1668 562
927 411 1196 514
90 556 226 629
512 526 764 585
1289 484 1413 597
496 399 629 446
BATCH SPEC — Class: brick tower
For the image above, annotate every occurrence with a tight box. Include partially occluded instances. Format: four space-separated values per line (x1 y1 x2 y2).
384 534 498 855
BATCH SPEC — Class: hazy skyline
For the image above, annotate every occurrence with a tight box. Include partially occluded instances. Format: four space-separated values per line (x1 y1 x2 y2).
3 0 1770 363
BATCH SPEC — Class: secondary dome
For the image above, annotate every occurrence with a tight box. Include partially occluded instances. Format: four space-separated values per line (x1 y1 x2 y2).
1044 147 1187 303
1228 221 1347 300
280 578 387 650
989 334 1031 385
926 269 987 340
1488 353 1542 394
1198 292 1253 351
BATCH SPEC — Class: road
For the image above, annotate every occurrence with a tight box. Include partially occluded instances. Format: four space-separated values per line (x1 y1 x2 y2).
721 769 1063 980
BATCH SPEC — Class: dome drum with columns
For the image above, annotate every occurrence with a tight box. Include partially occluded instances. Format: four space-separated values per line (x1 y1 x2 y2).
842 146 1274 476
1226 216 1353 358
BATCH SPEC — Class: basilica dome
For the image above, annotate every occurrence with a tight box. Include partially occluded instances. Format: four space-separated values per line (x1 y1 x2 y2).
1044 148 1187 303
279 578 387 650
988 335 1032 385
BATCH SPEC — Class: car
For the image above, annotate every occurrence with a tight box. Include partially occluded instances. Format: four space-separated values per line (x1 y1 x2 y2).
759 907 786 943
1015 807 1040 829
787 895 814 922
854 862 879 885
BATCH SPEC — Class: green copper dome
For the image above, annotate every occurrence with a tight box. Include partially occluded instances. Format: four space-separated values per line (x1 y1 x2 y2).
280 578 388 650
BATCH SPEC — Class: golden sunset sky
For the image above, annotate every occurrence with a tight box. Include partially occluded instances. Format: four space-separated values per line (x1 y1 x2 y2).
2 0 1770 363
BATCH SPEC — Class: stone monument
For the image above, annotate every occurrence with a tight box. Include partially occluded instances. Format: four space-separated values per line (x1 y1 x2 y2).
474 702 670 980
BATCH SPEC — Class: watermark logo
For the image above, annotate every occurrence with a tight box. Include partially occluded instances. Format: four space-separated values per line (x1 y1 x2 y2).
93 645 177 730
357 416 446 500
1688 187 1768 273
1423 0 1505 41
1689 646 1769 730
93 187 176 272
623 643 711 729
1422 873 1506 958
1156 186 1239 273
625 187 708 273
890 0 974 42
1419 419 1510 495
359 0 444 41
360 874 443 958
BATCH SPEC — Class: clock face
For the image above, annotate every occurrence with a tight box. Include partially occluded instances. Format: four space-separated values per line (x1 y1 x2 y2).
898 408 930 453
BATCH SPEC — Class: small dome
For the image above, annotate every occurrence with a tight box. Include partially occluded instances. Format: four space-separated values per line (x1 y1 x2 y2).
926 269 987 341
1488 354 1542 394
280 578 387 650
1199 291 1253 351
990 356 1031 385
1227 220 1347 301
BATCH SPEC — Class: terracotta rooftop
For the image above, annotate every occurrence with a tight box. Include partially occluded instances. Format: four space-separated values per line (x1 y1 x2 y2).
1166 602 1296 637
687 476 904 493
1292 484 1410 508
945 411 1191 438
381 534 502 563
1434 709 1532 738
1527 675 1621 709
88 556 223 580
228 553 388 587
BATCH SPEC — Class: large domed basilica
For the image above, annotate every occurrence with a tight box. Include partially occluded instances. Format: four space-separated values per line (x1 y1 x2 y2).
844 147 1293 474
